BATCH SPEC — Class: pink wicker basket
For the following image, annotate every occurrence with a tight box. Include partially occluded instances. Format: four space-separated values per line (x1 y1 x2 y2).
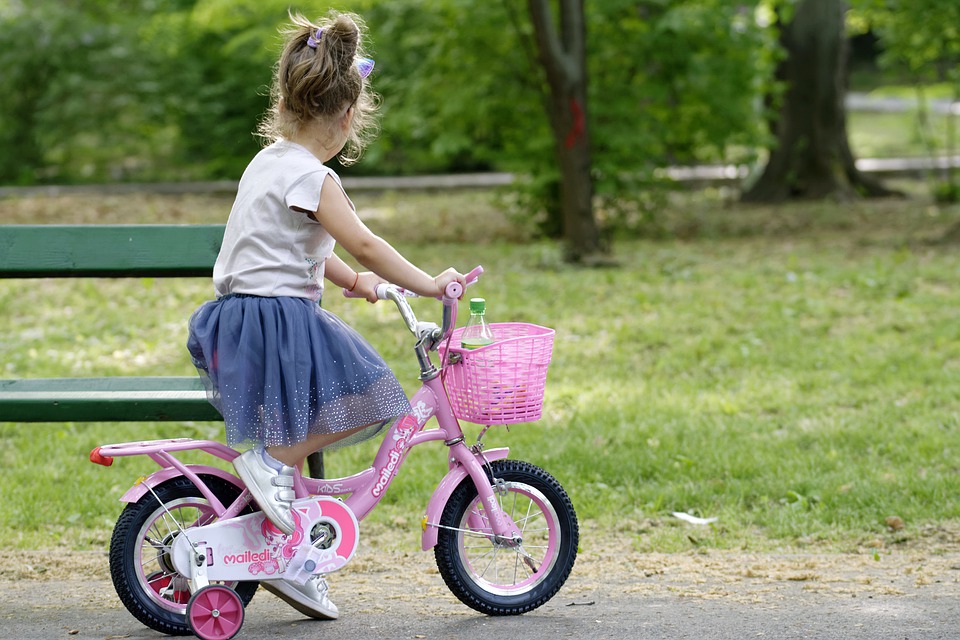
440 323 555 424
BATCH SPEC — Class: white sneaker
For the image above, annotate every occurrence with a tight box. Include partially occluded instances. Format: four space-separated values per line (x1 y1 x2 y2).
262 576 339 620
233 449 296 535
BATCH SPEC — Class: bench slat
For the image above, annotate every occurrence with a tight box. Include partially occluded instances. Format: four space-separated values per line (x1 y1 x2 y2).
0 377 223 422
0 225 225 277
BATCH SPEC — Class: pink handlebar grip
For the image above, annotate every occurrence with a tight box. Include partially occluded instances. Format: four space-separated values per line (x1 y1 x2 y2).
444 282 463 299
464 265 484 286
442 265 483 303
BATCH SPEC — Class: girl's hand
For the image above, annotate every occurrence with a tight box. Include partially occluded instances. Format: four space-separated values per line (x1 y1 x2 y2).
433 268 467 298
352 271 387 303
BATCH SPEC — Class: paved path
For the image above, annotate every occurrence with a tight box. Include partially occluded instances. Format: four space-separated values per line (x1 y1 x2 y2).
3 577 957 640
3 545 960 639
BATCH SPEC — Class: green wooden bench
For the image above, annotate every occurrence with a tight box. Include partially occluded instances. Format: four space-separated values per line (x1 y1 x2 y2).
0 224 325 474
0 224 224 422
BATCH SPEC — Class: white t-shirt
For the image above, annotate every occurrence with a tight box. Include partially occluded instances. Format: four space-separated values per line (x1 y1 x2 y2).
214 140 349 302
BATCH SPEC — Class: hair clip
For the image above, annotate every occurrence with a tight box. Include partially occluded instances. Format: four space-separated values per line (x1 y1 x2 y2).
355 57 375 79
306 28 323 49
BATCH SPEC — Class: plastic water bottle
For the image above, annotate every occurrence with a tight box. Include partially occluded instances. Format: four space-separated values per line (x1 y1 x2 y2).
461 298 495 349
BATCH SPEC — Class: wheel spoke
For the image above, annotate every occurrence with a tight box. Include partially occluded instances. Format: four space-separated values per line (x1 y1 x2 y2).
522 555 539 573
467 489 552 588
139 554 160 573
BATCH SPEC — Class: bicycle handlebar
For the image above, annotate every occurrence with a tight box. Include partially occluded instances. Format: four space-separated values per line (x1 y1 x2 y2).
343 265 484 343
343 265 482 302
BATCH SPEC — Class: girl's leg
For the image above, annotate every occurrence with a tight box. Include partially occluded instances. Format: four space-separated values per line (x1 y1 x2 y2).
235 424 375 535
267 423 375 468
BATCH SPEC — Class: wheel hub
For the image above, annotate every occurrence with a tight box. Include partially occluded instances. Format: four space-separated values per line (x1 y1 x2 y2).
157 531 180 574
310 522 336 549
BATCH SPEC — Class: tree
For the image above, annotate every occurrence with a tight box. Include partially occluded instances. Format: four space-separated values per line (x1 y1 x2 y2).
743 0 893 202
526 0 602 261
365 0 772 246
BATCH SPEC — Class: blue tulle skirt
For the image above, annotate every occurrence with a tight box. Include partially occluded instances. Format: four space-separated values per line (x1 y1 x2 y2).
187 295 410 449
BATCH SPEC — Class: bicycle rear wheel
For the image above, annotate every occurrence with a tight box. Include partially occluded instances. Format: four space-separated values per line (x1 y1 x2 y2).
434 459 578 615
109 476 259 636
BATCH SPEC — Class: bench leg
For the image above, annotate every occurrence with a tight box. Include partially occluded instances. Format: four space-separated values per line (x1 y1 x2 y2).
306 451 324 479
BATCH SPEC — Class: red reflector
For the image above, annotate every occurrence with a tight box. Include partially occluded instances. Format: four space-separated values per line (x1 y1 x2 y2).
90 446 114 467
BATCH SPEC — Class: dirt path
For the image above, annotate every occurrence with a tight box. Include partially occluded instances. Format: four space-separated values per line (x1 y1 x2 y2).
5 523 960 606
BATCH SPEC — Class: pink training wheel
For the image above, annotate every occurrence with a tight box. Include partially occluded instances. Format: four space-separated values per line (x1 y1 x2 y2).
187 585 245 640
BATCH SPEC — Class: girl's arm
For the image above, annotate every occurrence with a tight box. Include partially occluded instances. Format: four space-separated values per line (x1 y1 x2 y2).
324 253 359 290
314 175 463 297
324 253 385 302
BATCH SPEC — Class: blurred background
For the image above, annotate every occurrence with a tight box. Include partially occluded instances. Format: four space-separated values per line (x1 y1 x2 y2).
0 1 956 232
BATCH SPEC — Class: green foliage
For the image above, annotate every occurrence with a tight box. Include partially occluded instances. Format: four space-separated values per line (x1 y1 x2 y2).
0 0 167 183
597 0 775 166
0 0 775 210
0 0 285 183
357 0 778 233
588 0 778 233
353 0 544 176
138 0 283 179
1 1 952 228
852 0 959 81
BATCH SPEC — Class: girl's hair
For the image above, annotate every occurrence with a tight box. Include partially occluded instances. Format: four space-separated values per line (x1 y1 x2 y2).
258 11 379 165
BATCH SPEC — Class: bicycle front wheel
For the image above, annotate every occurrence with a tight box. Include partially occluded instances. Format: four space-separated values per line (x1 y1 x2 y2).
434 459 578 615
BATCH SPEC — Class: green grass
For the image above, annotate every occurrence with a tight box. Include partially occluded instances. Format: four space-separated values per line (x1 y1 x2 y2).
2 189 960 555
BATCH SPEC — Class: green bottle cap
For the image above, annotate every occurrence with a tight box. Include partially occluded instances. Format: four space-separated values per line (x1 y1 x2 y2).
469 298 486 314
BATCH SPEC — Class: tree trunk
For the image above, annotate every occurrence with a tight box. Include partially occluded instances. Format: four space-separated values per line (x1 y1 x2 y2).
528 0 603 261
743 0 895 202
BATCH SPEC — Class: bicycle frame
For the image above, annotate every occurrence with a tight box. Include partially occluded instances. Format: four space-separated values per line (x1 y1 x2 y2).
93 374 519 551
302 376 517 548
91 265 525 551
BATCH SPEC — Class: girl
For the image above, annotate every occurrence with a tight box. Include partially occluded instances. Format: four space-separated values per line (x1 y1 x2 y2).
187 10 465 620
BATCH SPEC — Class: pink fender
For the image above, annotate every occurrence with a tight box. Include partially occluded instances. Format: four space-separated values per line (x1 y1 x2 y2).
120 465 245 504
421 447 510 551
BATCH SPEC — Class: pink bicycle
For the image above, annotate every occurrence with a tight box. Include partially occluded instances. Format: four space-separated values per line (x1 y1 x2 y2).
91 267 578 640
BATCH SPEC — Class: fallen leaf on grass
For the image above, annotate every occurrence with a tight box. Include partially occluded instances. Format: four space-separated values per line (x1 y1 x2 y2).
672 512 718 525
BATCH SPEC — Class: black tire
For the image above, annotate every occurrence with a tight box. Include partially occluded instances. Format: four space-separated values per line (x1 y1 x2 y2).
434 459 578 615
109 475 259 636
